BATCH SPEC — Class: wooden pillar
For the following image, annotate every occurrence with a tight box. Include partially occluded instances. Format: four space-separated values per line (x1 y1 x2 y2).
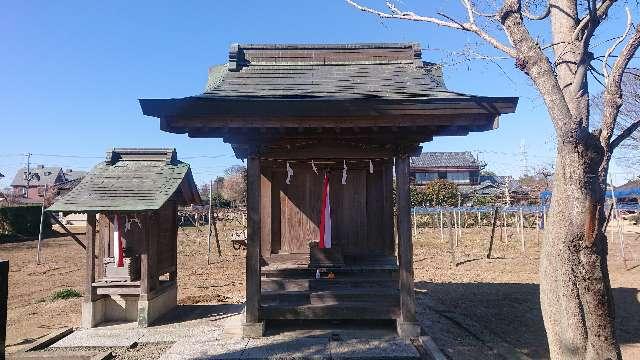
243 155 264 337
0 260 8 357
260 164 272 258
85 212 97 302
149 212 159 291
141 212 152 296
170 202 178 282
394 154 420 338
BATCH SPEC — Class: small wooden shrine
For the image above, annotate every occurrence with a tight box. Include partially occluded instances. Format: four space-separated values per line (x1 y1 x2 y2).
48 148 200 328
140 43 518 337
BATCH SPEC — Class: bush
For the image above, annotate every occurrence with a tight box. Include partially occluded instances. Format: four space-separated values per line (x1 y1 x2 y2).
0 205 51 241
51 288 82 301
412 180 460 207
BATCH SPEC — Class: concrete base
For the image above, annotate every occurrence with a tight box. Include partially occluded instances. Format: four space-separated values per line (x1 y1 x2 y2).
241 321 265 338
397 321 421 339
81 283 177 328
138 283 177 327
81 299 105 328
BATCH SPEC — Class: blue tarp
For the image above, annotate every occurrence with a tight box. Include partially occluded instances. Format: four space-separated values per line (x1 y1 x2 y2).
540 188 640 201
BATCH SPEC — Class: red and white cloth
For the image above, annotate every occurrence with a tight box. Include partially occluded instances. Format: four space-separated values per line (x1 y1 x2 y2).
113 215 124 267
319 175 332 249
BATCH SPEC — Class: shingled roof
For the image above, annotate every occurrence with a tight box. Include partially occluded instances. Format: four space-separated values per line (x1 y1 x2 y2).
47 149 200 212
200 43 454 99
140 43 518 158
11 166 64 187
410 152 481 169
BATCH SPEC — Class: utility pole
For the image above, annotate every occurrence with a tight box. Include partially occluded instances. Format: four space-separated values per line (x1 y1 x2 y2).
24 153 32 198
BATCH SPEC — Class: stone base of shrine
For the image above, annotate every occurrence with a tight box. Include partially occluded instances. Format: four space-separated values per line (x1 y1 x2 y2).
81 282 177 328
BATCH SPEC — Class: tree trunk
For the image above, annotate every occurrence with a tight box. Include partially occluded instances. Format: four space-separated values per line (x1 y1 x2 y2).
540 140 621 359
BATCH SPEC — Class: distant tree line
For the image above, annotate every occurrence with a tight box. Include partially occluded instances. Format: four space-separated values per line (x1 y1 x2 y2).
199 165 247 208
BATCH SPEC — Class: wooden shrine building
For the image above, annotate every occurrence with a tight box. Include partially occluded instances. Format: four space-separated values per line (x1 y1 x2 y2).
140 43 518 337
48 148 200 328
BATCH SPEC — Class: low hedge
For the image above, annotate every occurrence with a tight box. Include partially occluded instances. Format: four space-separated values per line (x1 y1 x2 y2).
0 205 51 241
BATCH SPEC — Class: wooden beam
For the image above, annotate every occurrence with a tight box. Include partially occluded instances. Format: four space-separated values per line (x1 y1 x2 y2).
47 212 86 250
394 154 417 324
246 155 262 323
85 212 97 302
170 113 496 129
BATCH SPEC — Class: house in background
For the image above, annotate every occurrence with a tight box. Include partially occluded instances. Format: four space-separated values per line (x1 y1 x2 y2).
410 152 533 204
410 151 483 185
10 165 87 203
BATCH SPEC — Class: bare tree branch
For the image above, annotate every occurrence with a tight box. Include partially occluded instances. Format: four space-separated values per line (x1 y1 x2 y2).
600 18 640 149
574 0 617 40
610 119 640 149
344 0 518 57
603 8 632 80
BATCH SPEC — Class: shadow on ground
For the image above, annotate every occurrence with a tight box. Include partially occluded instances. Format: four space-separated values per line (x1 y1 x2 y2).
154 303 244 326
415 281 640 359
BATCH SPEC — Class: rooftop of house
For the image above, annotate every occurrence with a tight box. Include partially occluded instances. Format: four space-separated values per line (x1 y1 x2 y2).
410 151 482 169
10 166 63 187
10 166 88 188
47 148 201 212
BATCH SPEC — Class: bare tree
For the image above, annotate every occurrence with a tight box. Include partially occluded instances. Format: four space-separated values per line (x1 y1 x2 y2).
595 69 640 172
346 1 640 358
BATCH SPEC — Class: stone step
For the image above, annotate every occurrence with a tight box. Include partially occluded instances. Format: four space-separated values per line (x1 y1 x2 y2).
261 267 398 279
261 302 400 320
262 288 399 305
261 278 398 292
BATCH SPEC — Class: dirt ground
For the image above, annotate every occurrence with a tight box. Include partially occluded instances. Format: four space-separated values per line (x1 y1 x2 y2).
1 216 639 359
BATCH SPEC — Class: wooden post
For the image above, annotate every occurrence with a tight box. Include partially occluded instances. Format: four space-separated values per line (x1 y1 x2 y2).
413 208 417 234
447 212 456 265
502 211 507 240
477 211 481 228
260 165 272 259
439 210 444 242
85 212 97 302
452 209 457 247
535 211 540 245
519 208 525 252
487 207 499 259
394 154 418 337
208 179 213 264
36 185 48 264
149 212 159 291
244 155 263 335
0 260 8 358
141 213 151 296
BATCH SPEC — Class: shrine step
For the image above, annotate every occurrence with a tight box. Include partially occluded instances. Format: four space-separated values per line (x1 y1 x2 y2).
261 302 400 320
261 278 397 292
262 288 399 305
261 267 398 280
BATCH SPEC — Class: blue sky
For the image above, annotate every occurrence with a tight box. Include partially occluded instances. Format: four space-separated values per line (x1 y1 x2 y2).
0 1 636 188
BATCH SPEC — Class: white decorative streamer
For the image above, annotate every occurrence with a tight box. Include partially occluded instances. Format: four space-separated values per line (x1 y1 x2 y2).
369 160 373 174
286 161 293 184
342 160 348 185
311 160 318 175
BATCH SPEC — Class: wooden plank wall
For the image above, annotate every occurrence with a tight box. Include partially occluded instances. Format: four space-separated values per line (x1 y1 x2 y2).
264 159 394 257
97 206 177 281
